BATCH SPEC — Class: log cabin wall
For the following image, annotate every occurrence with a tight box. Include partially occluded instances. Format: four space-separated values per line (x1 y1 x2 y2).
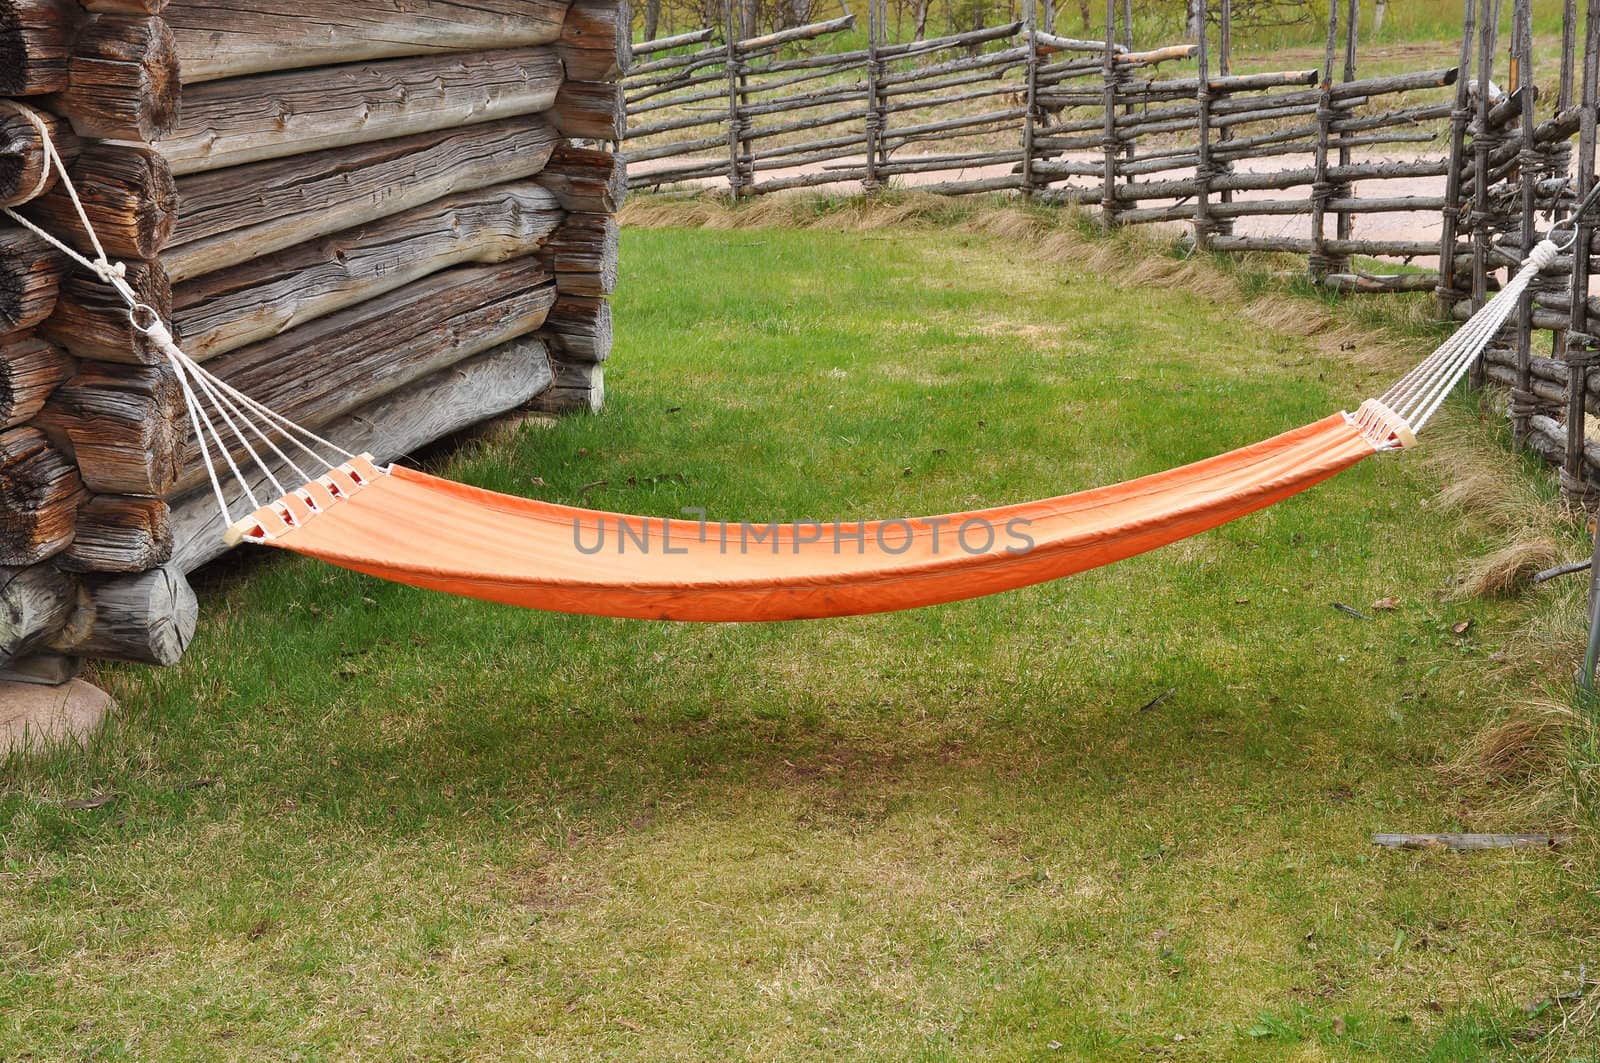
1 0 628 679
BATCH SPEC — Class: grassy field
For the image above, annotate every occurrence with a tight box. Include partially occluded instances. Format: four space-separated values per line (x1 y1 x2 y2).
3 199 1598 1059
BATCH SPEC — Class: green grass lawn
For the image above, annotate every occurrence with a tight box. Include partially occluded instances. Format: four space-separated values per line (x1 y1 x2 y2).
3 212 1598 1059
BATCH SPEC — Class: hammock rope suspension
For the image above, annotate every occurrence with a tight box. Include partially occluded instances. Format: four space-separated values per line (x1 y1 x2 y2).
5 103 1585 623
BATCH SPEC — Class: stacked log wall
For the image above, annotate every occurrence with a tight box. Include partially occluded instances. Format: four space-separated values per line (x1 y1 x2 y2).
0 0 626 677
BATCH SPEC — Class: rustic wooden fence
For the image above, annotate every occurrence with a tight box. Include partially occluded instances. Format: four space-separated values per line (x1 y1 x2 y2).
624 0 1600 506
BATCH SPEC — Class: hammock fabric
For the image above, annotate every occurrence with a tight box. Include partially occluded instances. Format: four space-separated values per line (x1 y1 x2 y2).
229 414 1377 621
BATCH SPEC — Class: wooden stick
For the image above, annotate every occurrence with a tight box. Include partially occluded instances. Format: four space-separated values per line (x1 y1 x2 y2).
163 116 559 282
155 49 563 175
166 0 569 84
631 27 716 56
1372 833 1570 850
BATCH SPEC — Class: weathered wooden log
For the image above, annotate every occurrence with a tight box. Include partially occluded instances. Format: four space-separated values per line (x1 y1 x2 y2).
733 14 853 56
41 258 170 364
0 227 64 334
166 0 569 84
630 27 715 56
0 649 78 684
24 145 177 260
0 563 75 664
169 337 555 573
528 357 603 414
559 0 629 82
554 80 625 141
164 116 560 282
0 333 70 428
177 258 558 491
36 363 181 496
540 294 610 361
59 494 171 572
0 426 82 565
55 16 180 141
537 143 625 213
0 107 77 207
540 213 617 298
50 565 195 665
0 0 81 95
1371 832 1569 851
154 49 563 175
173 183 562 360
1320 271 1441 293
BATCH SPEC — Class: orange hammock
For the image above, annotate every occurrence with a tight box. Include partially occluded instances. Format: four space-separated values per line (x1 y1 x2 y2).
226 412 1381 622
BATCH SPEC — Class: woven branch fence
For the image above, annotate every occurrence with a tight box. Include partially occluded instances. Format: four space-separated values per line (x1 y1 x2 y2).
622 0 1600 506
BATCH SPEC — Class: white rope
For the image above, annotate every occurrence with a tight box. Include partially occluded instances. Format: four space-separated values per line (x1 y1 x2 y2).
0 102 359 532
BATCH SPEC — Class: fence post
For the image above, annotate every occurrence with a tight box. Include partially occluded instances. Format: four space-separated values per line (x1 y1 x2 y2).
1468 0 1501 390
1022 0 1039 196
1511 0 1538 443
1561 0 1600 506
1436 0 1476 317
1193 0 1213 250
1333 0 1359 251
1308 0 1339 280
865 0 881 193
1215 0 1234 236
723 0 745 198
1100 0 1119 227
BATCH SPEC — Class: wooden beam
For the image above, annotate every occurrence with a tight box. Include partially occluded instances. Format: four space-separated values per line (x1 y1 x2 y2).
169 338 554 572
0 227 64 334
537 143 626 214
41 257 170 364
0 107 77 208
0 426 83 566
155 48 564 175
553 80 625 141
24 145 177 260
59 495 171 572
163 116 560 282
56 15 181 141
559 0 630 82
0 0 82 95
166 0 569 84
173 183 561 360
0 333 71 428
175 258 558 491
36 363 181 496
0 563 75 664
50 565 195 665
